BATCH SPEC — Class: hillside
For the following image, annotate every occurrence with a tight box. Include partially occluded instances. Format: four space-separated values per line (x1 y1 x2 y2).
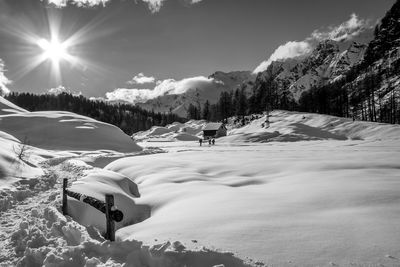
255 39 369 102
243 0 400 124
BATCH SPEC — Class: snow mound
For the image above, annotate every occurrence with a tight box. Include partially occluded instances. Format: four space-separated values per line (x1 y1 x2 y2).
174 132 200 141
223 110 400 143
166 121 184 132
133 120 206 142
0 97 27 115
66 169 151 233
0 130 43 187
0 110 142 152
148 126 173 136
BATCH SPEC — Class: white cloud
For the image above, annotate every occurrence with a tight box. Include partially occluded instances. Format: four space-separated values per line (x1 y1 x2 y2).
142 0 202 12
254 13 373 73
127 73 156 85
253 41 312 73
46 85 81 96
0 59 11 96
106 76 214 104
141 0 164 13
42 0 202 12
45 0 108 8
311 13 371 42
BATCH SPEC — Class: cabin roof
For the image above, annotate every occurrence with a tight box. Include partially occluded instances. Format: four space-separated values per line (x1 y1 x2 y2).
203 123 224 131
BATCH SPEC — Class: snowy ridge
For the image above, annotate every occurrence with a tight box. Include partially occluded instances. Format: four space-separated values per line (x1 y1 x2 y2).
0 96 28 115
132 120 206 141
253 39 368 102
224 110 400 142
136 71 254 117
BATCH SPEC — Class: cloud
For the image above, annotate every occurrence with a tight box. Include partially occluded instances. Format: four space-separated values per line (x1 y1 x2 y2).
44 0 109 8
141 0 164 13
106 76 214 104
141 0 203 12
127 73 156 85
253 41 312 73
253 13 373 73
311 13 372 42
41 0 202 12
46 85 82 96
0 59 11 96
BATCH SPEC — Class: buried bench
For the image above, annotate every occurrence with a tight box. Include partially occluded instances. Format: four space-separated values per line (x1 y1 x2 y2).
62 178 124 241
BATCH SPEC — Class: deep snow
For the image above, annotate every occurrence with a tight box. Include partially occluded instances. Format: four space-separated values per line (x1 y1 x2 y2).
1 96 400 266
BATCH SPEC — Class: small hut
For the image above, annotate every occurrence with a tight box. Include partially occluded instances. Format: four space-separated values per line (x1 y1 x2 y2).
202 123 227 139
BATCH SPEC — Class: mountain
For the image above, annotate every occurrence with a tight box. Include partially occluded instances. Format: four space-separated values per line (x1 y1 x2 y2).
245 0 400 124
345 0 400 122
297 0 400 123
252 38 370 104
136 71 254 117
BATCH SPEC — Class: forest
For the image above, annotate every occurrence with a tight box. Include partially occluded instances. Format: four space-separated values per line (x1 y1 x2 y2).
5 92 185 135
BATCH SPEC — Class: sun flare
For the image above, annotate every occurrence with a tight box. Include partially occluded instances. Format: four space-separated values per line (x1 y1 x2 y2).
37 37 69 63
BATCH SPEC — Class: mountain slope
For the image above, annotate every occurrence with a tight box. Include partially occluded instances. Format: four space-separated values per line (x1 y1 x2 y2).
253 38 369 103
297 0 400 123
136 71 254 117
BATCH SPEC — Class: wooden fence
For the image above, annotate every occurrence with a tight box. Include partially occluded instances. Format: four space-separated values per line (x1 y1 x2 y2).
62 178 124 241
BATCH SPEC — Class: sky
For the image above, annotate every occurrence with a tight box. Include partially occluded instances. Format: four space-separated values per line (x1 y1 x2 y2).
0 0 396 100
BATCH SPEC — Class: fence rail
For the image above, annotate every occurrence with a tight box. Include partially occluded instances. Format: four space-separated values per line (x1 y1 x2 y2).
62 178 124 241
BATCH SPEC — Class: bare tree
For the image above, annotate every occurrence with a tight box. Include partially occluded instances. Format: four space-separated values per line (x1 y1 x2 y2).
13 136 31 164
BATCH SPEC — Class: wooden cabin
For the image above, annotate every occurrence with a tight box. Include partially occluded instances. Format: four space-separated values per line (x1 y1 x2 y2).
202 123 227 139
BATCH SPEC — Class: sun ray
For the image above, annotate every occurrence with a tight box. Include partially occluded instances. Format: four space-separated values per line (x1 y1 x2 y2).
2 6 118 86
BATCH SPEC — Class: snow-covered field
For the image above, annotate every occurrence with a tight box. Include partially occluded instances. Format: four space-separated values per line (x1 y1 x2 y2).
1 96 400 266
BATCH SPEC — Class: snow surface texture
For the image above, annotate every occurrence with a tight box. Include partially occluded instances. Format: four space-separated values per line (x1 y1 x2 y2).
0 95 141 198
0 111 142 152
2 96 400 266
1 161 252 267
0 97 254 266
105 111 400 266
132 120 205 142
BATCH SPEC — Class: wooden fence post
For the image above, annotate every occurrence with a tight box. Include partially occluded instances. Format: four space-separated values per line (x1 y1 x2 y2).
62 178 68 215
105 194 115 241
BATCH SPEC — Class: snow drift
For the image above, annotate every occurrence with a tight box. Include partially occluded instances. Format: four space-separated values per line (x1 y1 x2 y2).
133 120 205 142
104 111 400 266
0 101 141 152
67 169 151 233
0 97 27 115
224 110 400 143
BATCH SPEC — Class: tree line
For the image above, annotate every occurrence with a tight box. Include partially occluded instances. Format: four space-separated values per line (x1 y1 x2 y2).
186 88 250 122
186 79 298 122
190 57 399 124
5 92 186 135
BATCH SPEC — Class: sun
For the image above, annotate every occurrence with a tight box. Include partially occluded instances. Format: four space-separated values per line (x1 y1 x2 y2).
37 37 69 64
